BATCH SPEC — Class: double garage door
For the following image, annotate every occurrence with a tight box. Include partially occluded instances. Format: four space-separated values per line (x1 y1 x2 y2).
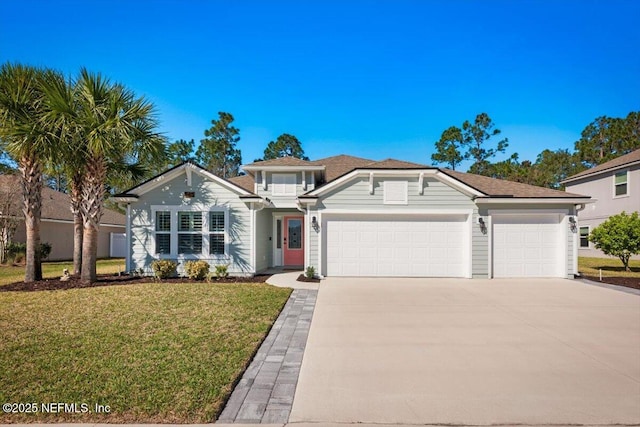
324 214 565 278
326 215 468 277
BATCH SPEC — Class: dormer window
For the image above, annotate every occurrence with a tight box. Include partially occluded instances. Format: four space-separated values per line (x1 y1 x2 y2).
614 171 628 197
272 173 296 196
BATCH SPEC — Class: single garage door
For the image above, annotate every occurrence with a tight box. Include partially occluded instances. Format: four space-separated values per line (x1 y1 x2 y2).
492 214 564 278
325 215 468 277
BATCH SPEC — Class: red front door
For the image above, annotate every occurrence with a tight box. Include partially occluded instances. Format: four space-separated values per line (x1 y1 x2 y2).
283 216 304 266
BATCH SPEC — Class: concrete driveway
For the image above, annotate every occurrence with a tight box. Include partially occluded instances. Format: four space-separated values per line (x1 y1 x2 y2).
289 278 640 425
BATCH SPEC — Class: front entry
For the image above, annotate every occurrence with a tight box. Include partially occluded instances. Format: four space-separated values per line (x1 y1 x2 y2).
283 216 304 266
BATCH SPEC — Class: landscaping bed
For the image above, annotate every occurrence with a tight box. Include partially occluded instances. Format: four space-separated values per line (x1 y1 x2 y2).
581 275 640 290
578 256 640 290
0 273 271 292
0 281 292 423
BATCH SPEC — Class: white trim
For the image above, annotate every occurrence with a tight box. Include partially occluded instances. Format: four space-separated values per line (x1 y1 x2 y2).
305 208 310 269
477 198 592 205
128 163 251 197
126 204 132 272
261 170 267 190
561 214 569 278
418 172 424 195
369 172 374 195
243 165 325 172
185 167 192 187
318 211 323 277
149 205 231 260
307 169 485 198
302 170 307 191
466 213 472 278
487 214 493 278
488 208 569 215
613 169 629 198
322 208 474 215
383 180 408 205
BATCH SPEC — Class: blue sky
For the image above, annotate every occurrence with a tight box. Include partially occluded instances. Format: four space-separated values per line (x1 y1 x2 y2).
1 0 638 170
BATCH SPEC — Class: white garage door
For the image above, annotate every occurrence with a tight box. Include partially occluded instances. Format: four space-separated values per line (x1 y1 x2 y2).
492 214 564 278
325 215 468 277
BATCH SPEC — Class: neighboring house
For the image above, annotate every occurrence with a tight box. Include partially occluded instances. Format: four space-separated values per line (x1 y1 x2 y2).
113 155 591 279
561 149 640 259
0 175 126 261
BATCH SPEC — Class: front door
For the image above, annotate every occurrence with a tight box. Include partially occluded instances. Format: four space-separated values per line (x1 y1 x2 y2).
283 216 304 266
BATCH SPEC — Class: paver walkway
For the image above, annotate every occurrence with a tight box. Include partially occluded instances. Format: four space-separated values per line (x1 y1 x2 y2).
216 289 318 424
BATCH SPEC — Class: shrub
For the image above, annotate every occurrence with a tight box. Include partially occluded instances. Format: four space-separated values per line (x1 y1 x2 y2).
184 260 210 280
305 266 316 279
214 264 229 280
589 211 640 271
151 259 177 280
5 242 52 263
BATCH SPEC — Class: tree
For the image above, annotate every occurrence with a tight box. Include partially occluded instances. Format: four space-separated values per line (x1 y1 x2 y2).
589 211 640 272
0 63 58 282
0 180 20 264
574 113 640 168
43 68 164 283
195 112 242 178
431 126 465 170
262 133 309 161
167 139 195 166
532 149 585 189
463 113 508 175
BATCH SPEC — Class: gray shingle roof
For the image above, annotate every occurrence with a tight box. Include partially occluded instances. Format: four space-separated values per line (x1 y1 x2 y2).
562 149 640 182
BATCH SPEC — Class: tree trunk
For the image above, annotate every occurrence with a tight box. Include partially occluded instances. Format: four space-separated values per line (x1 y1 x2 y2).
19 155 43 282
70 173 83 275
80 156 106 283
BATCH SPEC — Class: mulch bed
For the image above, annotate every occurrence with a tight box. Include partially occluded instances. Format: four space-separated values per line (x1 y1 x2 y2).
297 274 320 283
581 275 640 290
1 273 272 293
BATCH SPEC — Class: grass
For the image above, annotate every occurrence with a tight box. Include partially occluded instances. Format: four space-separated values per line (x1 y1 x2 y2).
578 256 640 278
0 282 292 423
0 258 125 286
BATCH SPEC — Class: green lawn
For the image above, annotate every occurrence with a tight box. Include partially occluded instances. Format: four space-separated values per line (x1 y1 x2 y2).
0 282 292 423
578 256 640 278
0 258 125 286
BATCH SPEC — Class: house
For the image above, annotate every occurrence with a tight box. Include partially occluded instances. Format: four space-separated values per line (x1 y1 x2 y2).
113 154 592 279
0 175 126 261
561 149 640 259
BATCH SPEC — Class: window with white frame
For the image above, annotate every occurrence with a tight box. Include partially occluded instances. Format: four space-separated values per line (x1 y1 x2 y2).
152 207 228 257
209 211 225 255
579 226 590 248
383 181 408 205
178 211 202 254
614 170 628 197
155 211 171 254
272 173 296 195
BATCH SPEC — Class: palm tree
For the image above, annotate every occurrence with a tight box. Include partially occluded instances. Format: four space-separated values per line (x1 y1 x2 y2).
41 71 164 279
74 69 164 283
0 63 58 282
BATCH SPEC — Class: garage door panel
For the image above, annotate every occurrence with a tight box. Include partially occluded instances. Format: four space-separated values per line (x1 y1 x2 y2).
325 217 467 277
493 215 563 278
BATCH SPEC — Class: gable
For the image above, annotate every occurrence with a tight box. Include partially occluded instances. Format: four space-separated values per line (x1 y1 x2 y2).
317 174 476 209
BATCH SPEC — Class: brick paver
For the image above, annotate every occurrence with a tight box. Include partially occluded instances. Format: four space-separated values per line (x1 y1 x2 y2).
216 289 317 423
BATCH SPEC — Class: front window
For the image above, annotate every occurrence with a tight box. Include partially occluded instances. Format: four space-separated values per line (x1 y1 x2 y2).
209 211 225 255
614 171 628 196
155 211 171 254
178 211 202 254
579 226 590 248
